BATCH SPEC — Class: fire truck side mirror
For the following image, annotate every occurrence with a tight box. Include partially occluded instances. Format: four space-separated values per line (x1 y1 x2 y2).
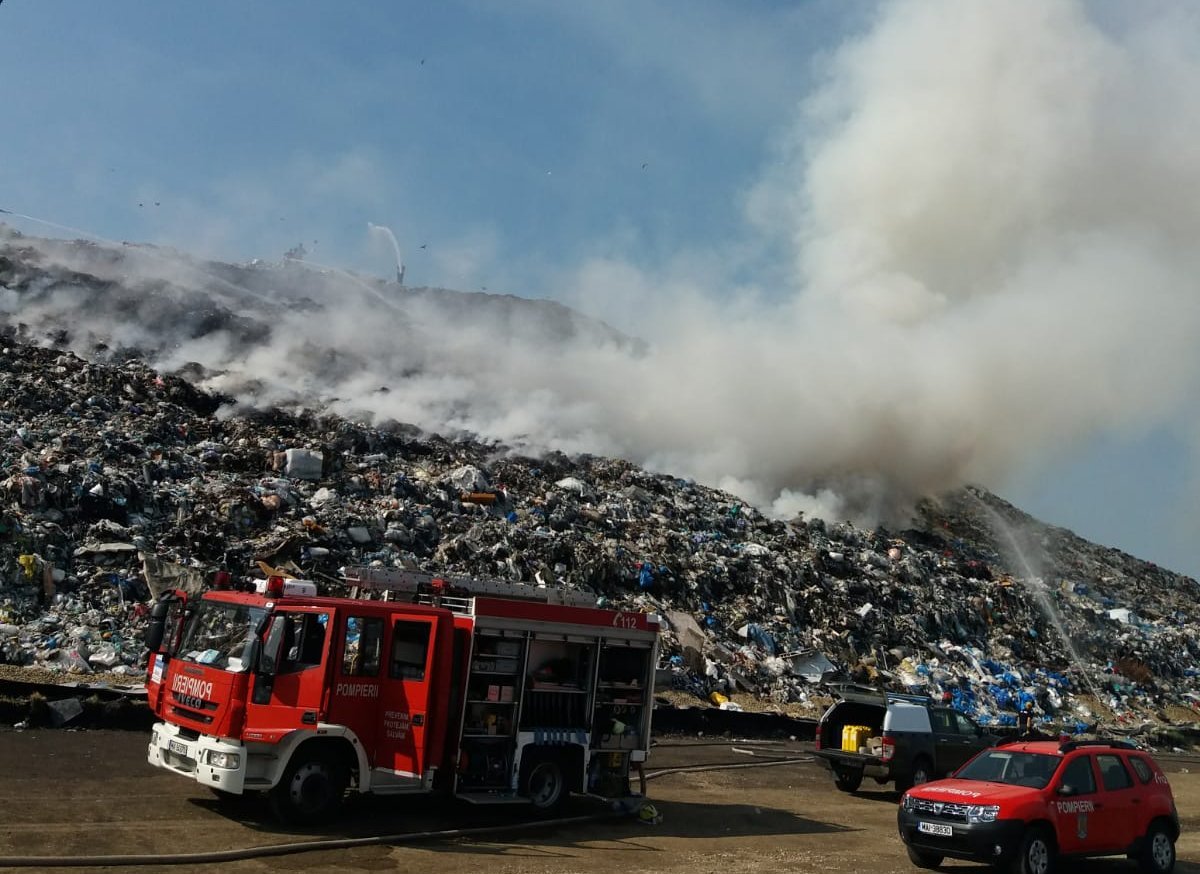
144 595 175 652
258 616 284 677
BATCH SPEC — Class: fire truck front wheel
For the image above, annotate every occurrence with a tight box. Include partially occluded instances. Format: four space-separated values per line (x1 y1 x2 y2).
270 748 350 825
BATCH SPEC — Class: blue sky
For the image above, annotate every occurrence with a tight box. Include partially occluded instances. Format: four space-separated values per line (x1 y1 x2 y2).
2 1 849 284
3 1 1200 582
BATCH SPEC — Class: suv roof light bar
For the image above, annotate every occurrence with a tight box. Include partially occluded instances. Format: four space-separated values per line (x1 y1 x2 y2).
1058 738 1140 753
996 731 1057 746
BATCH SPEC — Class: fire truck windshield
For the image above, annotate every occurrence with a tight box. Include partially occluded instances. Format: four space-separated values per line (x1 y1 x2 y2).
177 600 267 673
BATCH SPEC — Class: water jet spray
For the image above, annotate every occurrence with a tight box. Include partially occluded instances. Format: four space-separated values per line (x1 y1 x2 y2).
368 223 404 286
966 488 1114 725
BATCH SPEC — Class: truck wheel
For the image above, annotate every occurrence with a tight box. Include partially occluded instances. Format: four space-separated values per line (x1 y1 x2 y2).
270 752 348 825
910 757 933 787
834 769 863 792
1011 826 1055 874
524 757 566 813
1139 820 1175 874
906 846 943 869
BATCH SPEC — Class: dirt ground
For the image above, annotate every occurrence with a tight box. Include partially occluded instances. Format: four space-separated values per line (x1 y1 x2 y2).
0 729 1198 874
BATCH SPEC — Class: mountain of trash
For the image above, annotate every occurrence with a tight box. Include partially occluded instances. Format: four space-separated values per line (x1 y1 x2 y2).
1 226 1198 737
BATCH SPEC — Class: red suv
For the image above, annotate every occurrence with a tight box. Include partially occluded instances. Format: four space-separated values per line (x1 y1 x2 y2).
898 738 1180 874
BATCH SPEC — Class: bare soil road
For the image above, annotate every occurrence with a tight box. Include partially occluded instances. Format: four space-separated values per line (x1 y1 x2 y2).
0 728 1198 874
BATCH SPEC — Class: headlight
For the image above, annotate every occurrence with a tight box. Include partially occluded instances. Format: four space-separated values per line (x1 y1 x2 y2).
901 794 918 812
207 751 241 769
966 804 1000 823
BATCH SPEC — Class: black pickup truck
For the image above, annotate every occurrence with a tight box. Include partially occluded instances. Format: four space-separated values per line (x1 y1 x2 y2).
814 686 997 793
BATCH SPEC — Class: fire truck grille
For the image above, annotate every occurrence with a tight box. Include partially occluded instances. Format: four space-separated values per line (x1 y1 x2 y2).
170 695 215 724
910 798 970 821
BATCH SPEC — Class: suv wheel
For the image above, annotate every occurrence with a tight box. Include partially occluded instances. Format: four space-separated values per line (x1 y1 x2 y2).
906 846 943 869
1011 826 1055 874
1139 821 1176 874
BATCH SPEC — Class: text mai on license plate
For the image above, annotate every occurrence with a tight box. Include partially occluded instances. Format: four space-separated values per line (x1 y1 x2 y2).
918 821 953 837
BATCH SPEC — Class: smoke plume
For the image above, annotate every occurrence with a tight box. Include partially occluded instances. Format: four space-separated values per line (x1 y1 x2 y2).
5 0 1200 531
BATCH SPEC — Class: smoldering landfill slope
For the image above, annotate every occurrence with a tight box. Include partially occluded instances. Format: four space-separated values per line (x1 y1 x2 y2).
0 230 1199 734
8 6 1200 533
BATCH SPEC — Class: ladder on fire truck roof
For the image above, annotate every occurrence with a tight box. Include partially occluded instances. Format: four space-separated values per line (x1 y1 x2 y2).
342 565 598 608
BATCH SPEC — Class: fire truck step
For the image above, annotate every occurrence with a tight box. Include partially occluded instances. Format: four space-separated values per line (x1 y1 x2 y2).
456 791 529 805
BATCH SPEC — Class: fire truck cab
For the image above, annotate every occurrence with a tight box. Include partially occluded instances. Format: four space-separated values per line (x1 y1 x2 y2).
145 568 660 823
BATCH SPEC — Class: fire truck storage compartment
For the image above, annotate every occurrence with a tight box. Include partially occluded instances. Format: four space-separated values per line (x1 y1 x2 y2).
458 735 513 789
520 636 592 729
588 750 633 796
465 630 525 738
460 630 526 789
593 641 651 750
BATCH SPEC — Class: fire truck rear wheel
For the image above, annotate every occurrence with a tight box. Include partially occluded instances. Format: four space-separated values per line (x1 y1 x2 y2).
524 757 566 812
271 751 349 825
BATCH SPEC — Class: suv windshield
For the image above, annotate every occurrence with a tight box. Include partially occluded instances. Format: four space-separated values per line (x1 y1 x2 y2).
955 750 1060 788
178 599 267 673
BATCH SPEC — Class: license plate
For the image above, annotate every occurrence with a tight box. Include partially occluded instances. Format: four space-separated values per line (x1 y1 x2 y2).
918 821 953 837
168 739 189 756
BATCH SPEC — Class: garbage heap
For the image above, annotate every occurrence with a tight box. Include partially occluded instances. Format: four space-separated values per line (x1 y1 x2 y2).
0 340 1197 734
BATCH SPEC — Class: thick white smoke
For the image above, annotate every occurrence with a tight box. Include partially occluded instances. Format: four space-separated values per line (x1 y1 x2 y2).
564 0 1200 521
6 0 1200 532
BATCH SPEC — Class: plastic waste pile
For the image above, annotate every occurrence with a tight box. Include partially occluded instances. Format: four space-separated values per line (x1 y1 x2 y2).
1 225 1198 734
0 340 1196 734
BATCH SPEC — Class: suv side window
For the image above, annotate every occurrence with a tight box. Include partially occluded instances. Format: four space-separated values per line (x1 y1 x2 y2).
953 713 977 735
1128 755 1155 784
1097 754 1133 791
1060 755 1096 794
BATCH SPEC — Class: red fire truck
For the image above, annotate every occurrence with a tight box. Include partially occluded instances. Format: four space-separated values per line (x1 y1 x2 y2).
144 567 660 823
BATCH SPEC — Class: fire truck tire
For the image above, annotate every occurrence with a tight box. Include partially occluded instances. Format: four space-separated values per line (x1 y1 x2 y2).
270 750 349 825
521 755 567 812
